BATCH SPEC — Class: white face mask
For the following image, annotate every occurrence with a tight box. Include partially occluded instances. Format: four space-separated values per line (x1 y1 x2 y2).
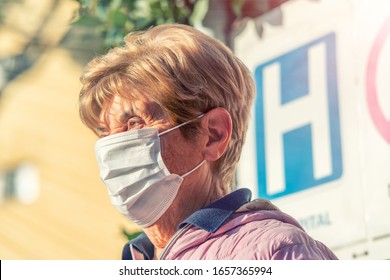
95 116 205 228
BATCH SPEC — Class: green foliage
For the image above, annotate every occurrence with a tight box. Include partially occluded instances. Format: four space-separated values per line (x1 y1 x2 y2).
74 0 200 49
231 0 245 17
122 227 143 241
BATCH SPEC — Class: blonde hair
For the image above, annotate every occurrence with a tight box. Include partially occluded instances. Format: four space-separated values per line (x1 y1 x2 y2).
79 24 255 189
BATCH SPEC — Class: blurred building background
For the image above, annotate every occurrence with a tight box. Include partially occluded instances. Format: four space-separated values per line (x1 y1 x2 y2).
0 0 139 259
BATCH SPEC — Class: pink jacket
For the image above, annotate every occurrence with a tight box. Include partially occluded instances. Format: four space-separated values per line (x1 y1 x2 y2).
123 189 338 260
161 210 337 260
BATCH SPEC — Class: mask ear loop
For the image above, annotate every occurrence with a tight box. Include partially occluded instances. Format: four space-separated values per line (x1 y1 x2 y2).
158 114 206 178
181 160 206 178
158 114 205 136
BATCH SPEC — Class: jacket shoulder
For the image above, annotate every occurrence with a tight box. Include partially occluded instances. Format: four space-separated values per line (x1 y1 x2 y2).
169 211 337 260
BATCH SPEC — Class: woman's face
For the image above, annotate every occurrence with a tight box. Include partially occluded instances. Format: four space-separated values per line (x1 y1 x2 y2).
96 93 232 234
98 95 214 229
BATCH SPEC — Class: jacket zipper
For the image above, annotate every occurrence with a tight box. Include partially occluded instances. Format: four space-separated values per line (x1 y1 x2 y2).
158 224 192 260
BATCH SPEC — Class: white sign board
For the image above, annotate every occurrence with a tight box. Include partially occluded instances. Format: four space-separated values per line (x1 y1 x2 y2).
235 0 390 256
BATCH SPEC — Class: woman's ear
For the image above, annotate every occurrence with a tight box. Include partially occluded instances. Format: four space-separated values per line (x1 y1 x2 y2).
202 108 232 162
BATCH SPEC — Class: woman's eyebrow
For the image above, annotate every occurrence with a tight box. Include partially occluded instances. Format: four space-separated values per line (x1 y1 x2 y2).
118 110 132 122
116 103 140 122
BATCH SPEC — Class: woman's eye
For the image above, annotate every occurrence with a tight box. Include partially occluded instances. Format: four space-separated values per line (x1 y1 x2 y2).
126 116 144 129
97 127 109 138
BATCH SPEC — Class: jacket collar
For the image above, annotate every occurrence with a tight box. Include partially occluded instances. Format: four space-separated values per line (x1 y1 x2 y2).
122 188 252 260
179 188 252 233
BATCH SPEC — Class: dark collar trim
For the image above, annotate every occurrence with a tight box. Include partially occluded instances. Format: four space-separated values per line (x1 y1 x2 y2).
122 232 154 260
179 188 252 233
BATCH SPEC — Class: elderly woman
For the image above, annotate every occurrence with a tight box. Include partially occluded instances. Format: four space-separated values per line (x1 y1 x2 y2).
78 24 337 260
